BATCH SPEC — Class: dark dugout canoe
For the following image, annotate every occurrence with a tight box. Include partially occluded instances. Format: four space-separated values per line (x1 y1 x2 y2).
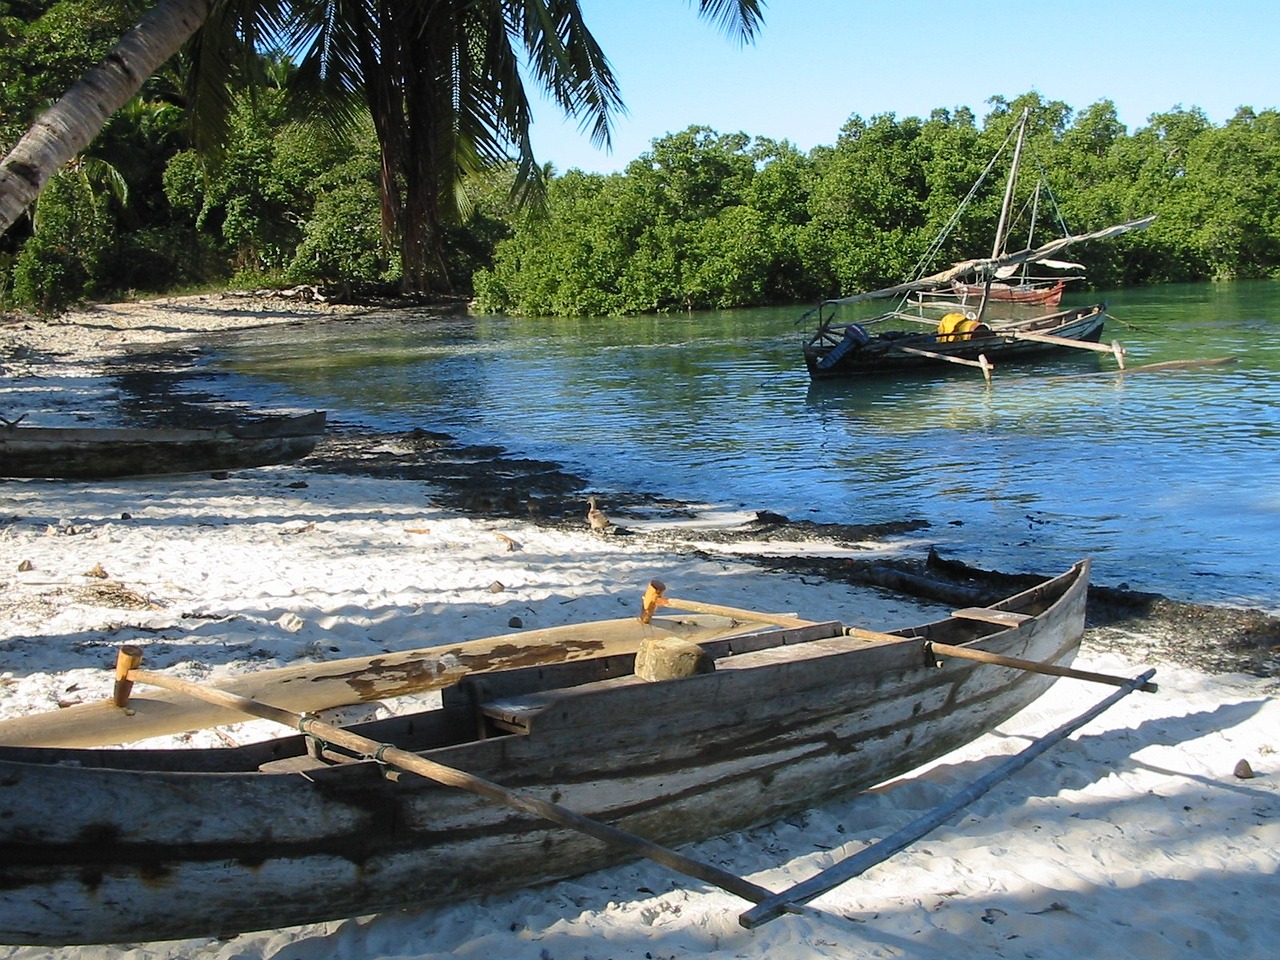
0 561 1089 945
804 303 1112 379
0 411 326 478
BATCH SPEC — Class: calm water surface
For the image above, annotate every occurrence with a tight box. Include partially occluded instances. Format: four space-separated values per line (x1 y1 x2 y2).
215 281 1280 612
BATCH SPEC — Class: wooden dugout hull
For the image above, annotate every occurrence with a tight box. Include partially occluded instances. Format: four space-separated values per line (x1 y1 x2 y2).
805 304 1106 379
0 412 326 479
0 562 1088 946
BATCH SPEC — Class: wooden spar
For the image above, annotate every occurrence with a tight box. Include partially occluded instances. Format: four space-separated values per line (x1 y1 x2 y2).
977 108 1026 329
639 579 813 628
890 344 994 381
739 667 1158 929
1005 329 1126 368
1045 356 1237 380
1112 356 1235 373
114 647 779 911
844 626 912 643
0 613 766 749
927 641 1159 693
991 108 1029 261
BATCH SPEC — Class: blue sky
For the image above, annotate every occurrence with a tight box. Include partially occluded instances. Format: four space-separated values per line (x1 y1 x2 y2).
527 0 1280 174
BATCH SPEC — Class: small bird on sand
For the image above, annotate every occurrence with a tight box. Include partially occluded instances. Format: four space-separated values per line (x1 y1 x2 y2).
587 496 611 532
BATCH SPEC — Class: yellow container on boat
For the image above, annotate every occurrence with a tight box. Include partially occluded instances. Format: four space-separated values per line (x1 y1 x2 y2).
936 312 984 341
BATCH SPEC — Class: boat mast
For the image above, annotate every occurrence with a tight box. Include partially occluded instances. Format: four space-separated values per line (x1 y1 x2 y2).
979 108 1029 323
1020 179 1042 284
992 108 1029 260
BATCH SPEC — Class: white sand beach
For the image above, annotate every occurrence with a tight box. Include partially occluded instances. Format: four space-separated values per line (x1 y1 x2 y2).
1 298 1276 959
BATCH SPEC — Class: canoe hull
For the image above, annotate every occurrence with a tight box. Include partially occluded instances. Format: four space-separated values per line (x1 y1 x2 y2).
0 562 1089 945
805 304 1106 379
0 412 327 479
950 278 1066 305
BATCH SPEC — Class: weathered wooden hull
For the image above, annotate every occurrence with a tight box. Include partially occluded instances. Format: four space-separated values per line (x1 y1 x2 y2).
950 278 1066 305
805 304 1105 379
0 412 326 479
0 562 1089 945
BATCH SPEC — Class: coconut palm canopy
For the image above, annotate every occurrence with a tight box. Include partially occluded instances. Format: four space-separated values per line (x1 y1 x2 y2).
0 0 765 293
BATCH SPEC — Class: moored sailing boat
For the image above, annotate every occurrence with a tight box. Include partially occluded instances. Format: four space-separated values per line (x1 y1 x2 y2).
802 110 1154 381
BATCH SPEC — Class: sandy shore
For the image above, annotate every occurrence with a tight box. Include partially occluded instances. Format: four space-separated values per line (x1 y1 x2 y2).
1 296 1277 958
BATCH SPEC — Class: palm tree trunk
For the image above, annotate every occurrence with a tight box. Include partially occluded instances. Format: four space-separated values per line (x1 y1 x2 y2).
0 0 214 239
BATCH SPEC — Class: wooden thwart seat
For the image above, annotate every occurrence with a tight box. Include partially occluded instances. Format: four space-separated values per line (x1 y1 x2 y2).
950 607 1032 627
476 627 859 736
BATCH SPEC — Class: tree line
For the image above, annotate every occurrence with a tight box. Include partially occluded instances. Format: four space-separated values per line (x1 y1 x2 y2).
2 4 1277 315
1 0 760 312
475 97 1280 316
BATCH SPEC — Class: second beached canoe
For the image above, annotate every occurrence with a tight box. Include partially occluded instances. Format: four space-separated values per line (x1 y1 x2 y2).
0 411 327 479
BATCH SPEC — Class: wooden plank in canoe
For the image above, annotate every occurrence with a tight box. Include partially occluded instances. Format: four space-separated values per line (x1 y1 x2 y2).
950 607 1032 627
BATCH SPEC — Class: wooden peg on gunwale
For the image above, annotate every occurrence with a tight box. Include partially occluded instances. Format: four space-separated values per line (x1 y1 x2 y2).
113 645 144 708
639 579 667 624
639 579 814 629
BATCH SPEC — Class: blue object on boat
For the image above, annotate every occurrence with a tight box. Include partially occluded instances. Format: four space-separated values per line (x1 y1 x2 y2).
816 324 870 369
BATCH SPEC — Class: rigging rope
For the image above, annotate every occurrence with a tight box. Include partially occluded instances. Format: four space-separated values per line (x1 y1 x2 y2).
896 121 1024 312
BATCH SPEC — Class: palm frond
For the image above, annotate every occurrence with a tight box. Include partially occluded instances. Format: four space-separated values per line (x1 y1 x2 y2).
693 0 766 44
185 0 294 156
513 0 624 150
277 0 376 138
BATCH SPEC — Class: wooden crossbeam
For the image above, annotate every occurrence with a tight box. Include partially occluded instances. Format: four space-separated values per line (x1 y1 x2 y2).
950 607 1032 627
739 668 1158 928
1006 330 1126 368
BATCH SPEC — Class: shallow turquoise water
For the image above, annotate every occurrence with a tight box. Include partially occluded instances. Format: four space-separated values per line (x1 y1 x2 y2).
213 281 1280 611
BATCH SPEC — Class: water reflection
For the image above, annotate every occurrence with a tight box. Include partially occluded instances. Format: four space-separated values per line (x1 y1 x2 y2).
214 281 1280 611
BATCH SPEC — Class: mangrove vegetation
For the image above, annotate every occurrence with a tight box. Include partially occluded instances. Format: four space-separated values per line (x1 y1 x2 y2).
2 3 1278 315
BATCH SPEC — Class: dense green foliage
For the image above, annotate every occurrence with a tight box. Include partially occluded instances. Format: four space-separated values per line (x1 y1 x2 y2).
0 2 140 146
2 2 1278 318
475 94 1280 316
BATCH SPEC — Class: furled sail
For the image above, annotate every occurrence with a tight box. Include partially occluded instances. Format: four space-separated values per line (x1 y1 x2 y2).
825 216 1156 306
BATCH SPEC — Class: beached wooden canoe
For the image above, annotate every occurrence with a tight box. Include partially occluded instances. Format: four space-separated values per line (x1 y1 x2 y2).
0 562 1090 945
0 411 326 479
